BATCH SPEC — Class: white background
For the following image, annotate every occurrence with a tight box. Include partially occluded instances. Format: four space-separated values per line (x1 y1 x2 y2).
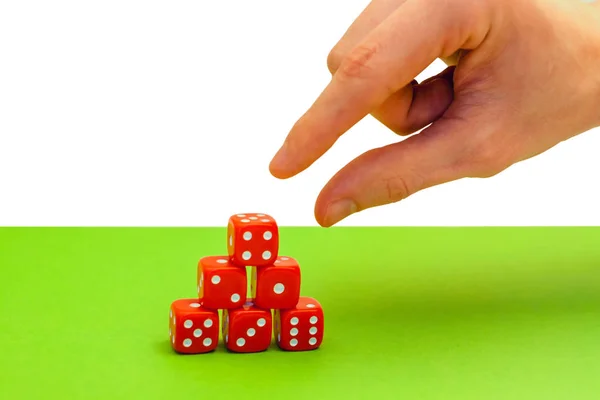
1 0 598 226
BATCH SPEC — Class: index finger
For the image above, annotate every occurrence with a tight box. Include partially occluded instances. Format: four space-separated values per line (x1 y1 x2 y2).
269 0 453 179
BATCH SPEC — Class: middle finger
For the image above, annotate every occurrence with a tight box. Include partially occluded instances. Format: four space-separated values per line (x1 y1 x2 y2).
327 0 408 73
328 0 455 136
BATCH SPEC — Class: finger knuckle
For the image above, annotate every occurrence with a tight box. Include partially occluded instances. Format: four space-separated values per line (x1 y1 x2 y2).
374 111 414 136
466 142 507 178
389 120 417 136
390 125 412 136
327 47 344 74
337 43 380 81
379 171 423 202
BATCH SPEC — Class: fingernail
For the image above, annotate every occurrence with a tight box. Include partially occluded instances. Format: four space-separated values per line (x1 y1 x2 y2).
324 199 358 226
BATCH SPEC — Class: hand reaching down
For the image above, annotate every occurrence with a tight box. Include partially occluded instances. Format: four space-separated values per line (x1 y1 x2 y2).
269 0 600 226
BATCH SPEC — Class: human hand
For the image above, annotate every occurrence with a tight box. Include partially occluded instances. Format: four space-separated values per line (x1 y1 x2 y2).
269 0 600 226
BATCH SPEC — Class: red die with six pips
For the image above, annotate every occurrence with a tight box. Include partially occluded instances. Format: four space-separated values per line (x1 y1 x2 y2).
274 297 324 351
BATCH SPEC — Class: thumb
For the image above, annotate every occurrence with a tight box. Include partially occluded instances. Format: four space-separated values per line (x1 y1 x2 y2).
314 115 474 227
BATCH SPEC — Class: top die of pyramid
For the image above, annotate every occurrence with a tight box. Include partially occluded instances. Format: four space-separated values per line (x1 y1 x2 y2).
226 213 279 267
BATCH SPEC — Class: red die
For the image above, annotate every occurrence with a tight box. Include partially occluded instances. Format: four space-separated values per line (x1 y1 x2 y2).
198 256 246 310
227 213 279 267
251 256 301 309
274 297 324 351
222 299 272 353
169 298 219 354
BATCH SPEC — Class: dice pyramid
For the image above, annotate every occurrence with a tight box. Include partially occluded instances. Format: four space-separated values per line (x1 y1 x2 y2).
169 213 324 354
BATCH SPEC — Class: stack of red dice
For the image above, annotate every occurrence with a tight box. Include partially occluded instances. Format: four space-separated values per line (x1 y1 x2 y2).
169 213 324 354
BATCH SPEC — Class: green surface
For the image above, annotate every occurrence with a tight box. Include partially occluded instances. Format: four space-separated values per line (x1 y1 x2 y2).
1 227 600 399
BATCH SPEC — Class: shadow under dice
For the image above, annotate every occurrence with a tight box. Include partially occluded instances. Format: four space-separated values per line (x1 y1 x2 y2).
198 256 246 309
169 299 219 354
227 213 279 266
223 300 272 353
251 256 300 309
275 297 324 351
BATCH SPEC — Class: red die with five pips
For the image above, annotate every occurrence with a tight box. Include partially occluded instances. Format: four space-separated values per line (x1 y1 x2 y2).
169 212 324 355
169 298 219 354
